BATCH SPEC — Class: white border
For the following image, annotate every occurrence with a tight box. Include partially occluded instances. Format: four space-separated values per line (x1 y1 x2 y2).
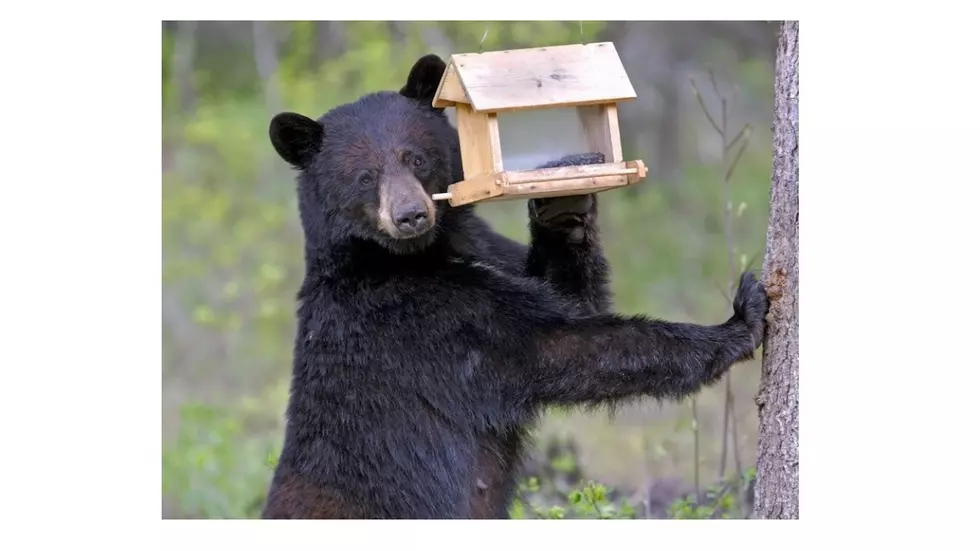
3 0 974 546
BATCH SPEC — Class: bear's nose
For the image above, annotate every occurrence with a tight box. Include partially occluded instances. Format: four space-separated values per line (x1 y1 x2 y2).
394 206 430 234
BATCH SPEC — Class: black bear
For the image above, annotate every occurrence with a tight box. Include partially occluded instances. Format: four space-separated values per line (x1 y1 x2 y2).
261 53 767 519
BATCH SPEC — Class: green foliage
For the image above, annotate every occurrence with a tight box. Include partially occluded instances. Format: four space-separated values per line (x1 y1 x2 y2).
550 448 578 475
666 468 756 519
162 402 281 519
510 479 637 520
668 493 718 519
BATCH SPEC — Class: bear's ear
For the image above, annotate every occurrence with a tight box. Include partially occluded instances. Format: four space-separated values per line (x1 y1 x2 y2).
269 112 324 169
399 54 447 112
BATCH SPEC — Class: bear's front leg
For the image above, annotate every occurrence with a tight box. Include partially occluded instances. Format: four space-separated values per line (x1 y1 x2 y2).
525 271 769 407
525 153 612 315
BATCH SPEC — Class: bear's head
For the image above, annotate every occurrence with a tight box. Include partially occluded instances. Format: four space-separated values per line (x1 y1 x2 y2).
269 54 460 256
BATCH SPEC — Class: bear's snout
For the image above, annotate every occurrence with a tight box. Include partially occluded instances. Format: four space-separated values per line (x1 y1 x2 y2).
392 203 432 236
377 175 437 240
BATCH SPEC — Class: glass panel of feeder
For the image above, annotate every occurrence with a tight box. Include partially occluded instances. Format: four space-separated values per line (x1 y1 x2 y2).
495 107 598 172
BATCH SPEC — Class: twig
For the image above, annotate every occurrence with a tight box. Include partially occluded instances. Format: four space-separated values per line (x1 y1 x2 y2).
726 123 752 153
690 72 754 481
722 97 728 146
712 280 732 303
720 94 736 481
708 68 721 100
729 392 742 474
641 432 652 519
588 482 603 518
692 396 700 501
725 137 751 182
689 78 722 136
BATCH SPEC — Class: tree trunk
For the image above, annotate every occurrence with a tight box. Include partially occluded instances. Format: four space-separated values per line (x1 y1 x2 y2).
313 22 348 70
252 21 282 115
752 20 800 520
172 21 199 114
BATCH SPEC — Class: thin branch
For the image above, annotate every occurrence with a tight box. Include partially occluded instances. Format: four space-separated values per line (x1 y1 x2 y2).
726 123 753 154
719 100 734 479
690 78 723 136
708 68 722 100
712 280 732 303
719 82 737 482
720 388 732 477
694 66 755 485
641 432 652 519
591 489 603 517
740 251 764 275
725 137 751 182
692 397 700 501
722 97 729 146
691 67 756 482
729 391 742 474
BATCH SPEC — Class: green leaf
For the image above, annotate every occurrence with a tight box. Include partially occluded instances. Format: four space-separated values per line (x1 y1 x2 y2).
193 304 216 325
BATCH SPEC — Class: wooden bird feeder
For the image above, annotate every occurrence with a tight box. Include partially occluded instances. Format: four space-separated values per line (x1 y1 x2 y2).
430 42 648 207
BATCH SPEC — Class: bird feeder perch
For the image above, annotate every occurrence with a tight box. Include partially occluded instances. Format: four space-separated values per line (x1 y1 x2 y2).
430 42 648 207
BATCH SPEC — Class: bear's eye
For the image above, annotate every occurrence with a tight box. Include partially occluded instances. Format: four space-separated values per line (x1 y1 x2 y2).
413 156 425 168
358 173 374 186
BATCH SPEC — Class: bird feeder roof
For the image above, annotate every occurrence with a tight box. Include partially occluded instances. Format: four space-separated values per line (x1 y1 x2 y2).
432 42 637 113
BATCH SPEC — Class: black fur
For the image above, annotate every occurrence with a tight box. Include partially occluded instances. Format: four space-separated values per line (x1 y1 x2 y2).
261 54 768 519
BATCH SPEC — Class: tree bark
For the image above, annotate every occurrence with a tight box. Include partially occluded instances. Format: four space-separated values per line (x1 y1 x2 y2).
753 20 799 520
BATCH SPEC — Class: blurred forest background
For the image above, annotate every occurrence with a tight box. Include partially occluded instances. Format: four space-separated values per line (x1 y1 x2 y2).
161 20 780 519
